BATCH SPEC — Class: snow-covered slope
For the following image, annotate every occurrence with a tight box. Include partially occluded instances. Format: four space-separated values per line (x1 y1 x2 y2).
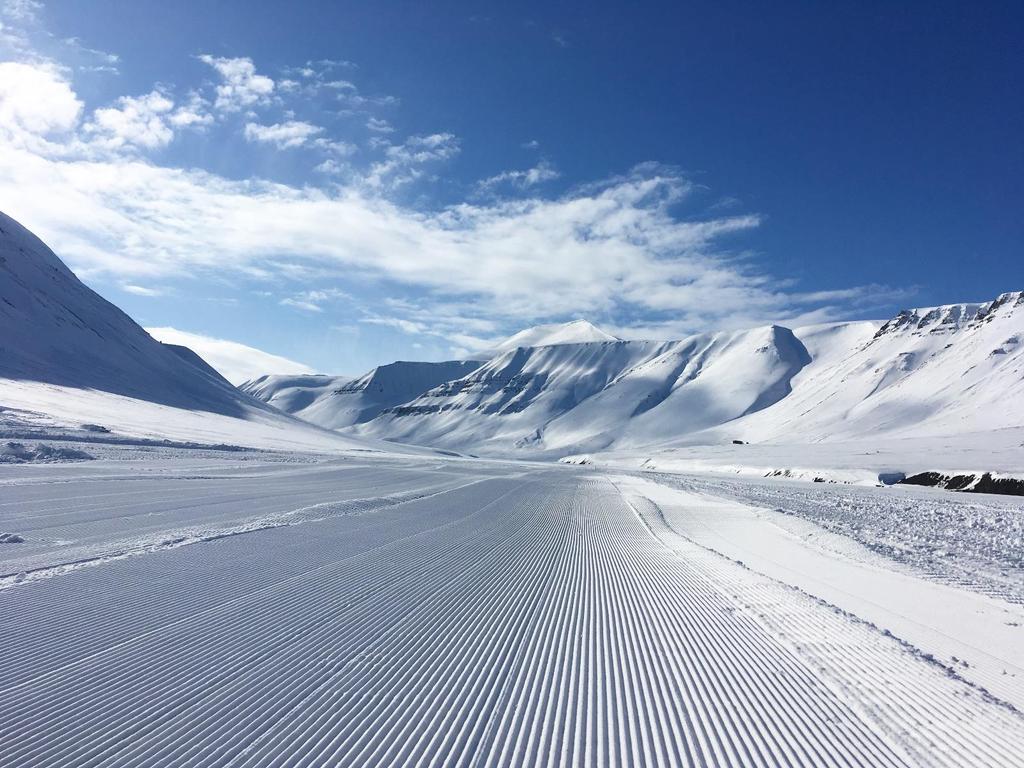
541 325 813 451
483 319 619 356
241 322 620 428
242 360 482 430
241 374 351 414
354 324 823 454
700 293 1024 444
0 211 385 452
0 211 248 415
354 340 672 451
350 296 1024 457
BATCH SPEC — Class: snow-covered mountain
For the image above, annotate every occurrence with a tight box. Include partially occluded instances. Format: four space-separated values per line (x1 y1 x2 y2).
356 338 673 450
352 324 823 454
241 374 351 415
539 324 814 451
704 292 1024 445
241 322 618 430
0 211 384 452
0 211 246 415
246 295 1023 457
479 319 619 357
241 360 481 430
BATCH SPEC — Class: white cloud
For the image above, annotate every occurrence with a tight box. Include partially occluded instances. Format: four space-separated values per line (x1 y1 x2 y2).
121 283 164 296
62 36 120 73
312 137 356 156
2 0 41 22
198 54 274 112
366 116 393 133
86 90 175 150
365 132 459 189
168 92 213 129
0 133 822 334
0 61 82 140
244 119 322 149
314 158 347 175
279 297 323 313
280 287 350 313
478 160 560 192
145 326 314 384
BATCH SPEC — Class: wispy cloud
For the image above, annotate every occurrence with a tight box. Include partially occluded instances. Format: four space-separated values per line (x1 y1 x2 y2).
280 288 351 313
364 132 460 189
145 326 314 383
366 116 394 133
477 160 560 192
2 0 42 22
244 119 322 149
121 283 165 297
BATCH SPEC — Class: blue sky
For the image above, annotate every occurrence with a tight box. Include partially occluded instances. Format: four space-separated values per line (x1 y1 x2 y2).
0 0 1020 380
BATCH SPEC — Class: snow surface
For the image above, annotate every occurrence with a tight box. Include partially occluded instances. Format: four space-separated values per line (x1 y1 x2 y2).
0 379 394 453
619 473 1024 709
3 453 1023 766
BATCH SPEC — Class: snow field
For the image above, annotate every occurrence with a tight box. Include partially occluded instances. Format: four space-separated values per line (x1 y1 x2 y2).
622 488 1024 766
3 461 1022 766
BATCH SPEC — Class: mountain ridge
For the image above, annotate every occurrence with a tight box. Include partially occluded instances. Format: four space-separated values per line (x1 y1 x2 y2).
249 293 1023 457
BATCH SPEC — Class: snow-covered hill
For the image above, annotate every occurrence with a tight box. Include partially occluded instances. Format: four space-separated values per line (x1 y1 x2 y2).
699 293 1024 445
0 211 387 452
355 339 673 451
240 323 619 430
352 324 827 454
241 294 1024 459
540 324 814 451
241 360 481 430
241 374 352 415
0 211 246 415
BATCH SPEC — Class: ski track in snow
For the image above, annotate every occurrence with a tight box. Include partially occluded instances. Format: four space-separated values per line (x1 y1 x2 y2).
1 459 1023 767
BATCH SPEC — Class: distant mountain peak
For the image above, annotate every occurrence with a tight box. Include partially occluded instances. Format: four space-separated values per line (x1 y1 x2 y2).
490 319 619 353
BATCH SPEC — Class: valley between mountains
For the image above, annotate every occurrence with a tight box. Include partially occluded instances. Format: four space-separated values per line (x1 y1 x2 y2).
2 210 1023 766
